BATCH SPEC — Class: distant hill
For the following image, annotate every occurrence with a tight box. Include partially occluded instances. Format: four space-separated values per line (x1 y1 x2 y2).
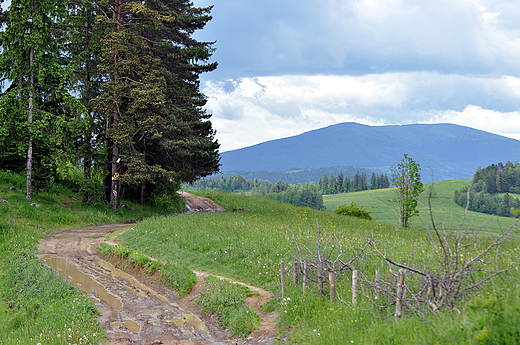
220 122 520 181
210 165 376 184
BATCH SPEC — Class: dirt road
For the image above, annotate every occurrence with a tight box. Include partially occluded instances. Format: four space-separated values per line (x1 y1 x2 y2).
37 193 277 345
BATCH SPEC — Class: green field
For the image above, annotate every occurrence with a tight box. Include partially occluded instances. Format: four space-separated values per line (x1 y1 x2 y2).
324 179 520 234
2 170 520 344
119 188 520 344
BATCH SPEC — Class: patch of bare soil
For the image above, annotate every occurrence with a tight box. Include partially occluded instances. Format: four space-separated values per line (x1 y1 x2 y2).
37 193 277 345
179 192 225 213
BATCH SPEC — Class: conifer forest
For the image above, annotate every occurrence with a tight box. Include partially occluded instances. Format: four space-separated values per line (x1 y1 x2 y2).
0 0 220 211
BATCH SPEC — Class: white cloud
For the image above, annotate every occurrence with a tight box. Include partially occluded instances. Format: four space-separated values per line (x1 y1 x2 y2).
430 106 520 141
204 73 520 151
190 1 520 154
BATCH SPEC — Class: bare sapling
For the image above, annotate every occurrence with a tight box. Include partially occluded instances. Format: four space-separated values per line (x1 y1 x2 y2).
286 219 374 298
370 177 520 317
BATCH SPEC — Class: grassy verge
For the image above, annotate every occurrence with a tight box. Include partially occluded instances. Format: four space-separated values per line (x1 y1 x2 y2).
98 243 196 298
118 190 520 344
196 276 260 337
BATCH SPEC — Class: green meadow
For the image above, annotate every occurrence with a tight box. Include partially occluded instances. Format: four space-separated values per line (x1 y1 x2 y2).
2 169 520 344
119 185 520 344
324 179 520 234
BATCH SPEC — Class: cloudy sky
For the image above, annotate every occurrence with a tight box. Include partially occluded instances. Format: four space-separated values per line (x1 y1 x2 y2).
190 0 520 152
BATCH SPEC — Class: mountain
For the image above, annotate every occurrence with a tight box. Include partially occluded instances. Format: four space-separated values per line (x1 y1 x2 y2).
219 122 520 181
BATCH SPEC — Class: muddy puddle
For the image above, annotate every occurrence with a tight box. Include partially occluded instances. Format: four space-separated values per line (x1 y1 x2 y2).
42 255 123 310
39 253 222 344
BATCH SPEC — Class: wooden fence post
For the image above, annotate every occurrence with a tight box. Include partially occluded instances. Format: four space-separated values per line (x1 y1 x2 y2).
395 269 405 322
352 270 358 305
293 262 299 285
329 271 336 303
375 267 381 300
302 260 308 292
281 261 285 299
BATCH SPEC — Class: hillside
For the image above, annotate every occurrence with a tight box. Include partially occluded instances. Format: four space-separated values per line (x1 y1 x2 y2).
220 122 520 181
323 179 519 232
210 165 375 184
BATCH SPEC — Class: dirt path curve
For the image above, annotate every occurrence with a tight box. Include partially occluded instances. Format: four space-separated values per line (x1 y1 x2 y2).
37 193 277 345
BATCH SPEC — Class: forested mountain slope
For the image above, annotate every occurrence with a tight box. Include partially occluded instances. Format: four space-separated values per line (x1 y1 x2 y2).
220 122 520 181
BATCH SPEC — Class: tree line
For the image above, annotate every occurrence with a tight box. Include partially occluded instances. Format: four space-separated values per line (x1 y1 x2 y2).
0 0 220 211
471 161 520 194
262 183 325 210
184 171 391 196
319 171 390 194
217 165 376 185
454 161 520 217
182 170 392 210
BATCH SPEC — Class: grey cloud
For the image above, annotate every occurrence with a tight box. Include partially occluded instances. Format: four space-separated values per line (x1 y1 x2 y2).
194 0 520 81
204 73 520 124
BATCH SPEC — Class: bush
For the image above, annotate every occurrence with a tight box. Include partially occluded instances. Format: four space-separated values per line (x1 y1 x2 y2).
0 170 25 190
148 180 185 212
334 202 372 220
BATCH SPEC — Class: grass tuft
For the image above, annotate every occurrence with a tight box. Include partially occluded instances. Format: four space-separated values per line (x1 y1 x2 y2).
196 276 260 337
160 263 197 298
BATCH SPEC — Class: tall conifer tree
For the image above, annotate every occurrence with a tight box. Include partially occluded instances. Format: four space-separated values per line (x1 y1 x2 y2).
94 0 220 211
0 0 67 201
63 0 105 203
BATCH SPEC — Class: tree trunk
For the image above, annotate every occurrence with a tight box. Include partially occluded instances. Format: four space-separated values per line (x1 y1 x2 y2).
141 182 146 205
110 143 119 212
82 144 91 204
82 10 92 204
26 46 34 202
109 0 122 212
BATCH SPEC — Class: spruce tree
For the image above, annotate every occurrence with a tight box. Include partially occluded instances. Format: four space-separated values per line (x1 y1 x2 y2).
0 0 68 201
94 0 219 211
370 172 377 189
63 0 105 203
337 171 344 191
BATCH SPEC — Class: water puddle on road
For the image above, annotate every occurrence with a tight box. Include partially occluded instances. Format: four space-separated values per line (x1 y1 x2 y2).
184 314 209 338
123 320 141 332
41 255 122 310
95 258 168 302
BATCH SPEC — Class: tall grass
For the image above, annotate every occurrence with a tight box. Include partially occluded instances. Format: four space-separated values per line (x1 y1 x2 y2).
0 221 105 344
119 192 399 290
119 190 520 344
196 276 260 337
